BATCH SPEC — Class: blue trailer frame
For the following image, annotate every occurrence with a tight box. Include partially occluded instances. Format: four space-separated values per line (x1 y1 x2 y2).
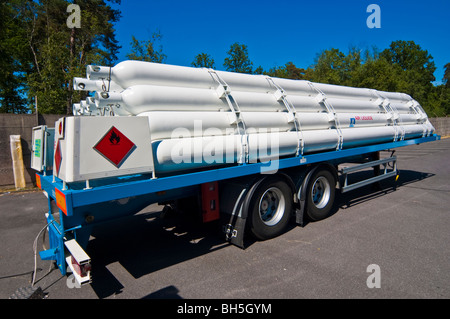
36 134 440 277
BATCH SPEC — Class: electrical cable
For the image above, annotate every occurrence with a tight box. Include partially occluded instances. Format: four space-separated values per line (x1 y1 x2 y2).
31 221 54 287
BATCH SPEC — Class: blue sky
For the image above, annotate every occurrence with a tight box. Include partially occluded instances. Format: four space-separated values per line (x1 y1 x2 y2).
110 0 449 84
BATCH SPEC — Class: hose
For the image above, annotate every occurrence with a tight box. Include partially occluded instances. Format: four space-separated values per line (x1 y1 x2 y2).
31 221 54 287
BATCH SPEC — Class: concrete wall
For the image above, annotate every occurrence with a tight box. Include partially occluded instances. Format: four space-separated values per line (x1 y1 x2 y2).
0 114 449 189
0 114 63 188
429 117 450 137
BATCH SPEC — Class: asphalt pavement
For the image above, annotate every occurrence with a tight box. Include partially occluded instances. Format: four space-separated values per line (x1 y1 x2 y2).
1 138 449 300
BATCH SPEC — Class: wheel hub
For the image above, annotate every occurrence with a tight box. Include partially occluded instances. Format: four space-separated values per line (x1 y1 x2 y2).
311 176 331 209
258 187 286 226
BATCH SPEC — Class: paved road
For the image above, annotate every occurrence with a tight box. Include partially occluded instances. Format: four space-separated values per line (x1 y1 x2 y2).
1 138 449 300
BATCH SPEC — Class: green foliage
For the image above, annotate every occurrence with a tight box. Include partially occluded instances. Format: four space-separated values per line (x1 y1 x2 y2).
380 40 436 82
0 0 122 114
126 31 167 63
223 43 253 74
311 48 347 85
266 62 307 80
191 53 215 69
353 56 403 92
253 66 264 75
444 63 450 88
310 47 364 86
305 41 448 116
425 85 450 117
379 40 436 107
0 0 31 113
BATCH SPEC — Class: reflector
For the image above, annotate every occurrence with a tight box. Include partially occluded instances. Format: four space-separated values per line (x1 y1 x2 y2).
55 188 67 216
36 174 41 189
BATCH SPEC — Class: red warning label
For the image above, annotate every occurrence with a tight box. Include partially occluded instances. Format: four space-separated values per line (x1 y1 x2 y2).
93 126 136 168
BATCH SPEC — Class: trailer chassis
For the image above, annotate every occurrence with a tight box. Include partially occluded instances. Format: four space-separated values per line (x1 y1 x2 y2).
35 135 440 286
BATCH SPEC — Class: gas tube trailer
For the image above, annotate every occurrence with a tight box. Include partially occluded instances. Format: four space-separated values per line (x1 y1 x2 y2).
31 60 440 286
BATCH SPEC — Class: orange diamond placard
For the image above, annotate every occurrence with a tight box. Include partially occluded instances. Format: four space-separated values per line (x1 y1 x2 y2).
94 126 136 168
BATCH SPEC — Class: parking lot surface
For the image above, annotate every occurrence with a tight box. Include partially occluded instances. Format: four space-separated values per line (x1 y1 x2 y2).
1 138 449 299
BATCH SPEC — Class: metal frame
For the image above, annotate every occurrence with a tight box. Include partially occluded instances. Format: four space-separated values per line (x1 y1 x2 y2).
39 211 66 275
208 69 249 164
37 134 440 276
265 76 305 156
307 81 344 150
340 156 397 193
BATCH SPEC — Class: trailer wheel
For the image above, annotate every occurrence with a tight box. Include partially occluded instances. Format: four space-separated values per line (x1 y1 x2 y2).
248 179 293 240
306 169 336 221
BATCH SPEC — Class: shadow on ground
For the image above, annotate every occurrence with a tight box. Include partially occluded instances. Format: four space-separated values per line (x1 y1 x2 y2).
75 168 434 299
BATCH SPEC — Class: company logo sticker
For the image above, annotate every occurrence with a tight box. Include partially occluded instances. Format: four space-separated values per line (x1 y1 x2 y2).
350 116 374 127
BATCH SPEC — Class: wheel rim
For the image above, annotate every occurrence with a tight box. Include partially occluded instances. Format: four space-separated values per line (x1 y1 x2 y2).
311 176 331 209
258 187 286 226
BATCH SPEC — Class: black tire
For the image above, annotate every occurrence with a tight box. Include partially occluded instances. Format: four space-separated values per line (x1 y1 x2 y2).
248 178 293 241
306 169 336 221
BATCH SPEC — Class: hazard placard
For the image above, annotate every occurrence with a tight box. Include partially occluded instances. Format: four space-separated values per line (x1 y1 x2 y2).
93 126 136 168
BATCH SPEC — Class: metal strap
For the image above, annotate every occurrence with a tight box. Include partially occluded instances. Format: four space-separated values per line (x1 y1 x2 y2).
388 101 405 141
100 67 112 92
307 82 344 151
408 100 428 137
265 76 304 156
371 90 403 141
208 69 248 164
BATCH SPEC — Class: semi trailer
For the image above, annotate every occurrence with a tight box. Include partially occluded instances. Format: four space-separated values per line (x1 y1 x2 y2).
31 60 440 286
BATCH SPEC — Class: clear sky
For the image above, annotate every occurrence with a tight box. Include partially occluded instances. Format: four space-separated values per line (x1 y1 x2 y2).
110 0 449 84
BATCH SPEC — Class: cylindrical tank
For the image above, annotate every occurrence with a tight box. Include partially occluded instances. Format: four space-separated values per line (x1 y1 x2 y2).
95 85 287 114
78 60 435 175
87 60 276 93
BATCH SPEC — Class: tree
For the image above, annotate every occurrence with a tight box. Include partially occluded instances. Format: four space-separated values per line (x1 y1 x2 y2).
444 63 450 87
379 40 436 105
432 63 450 116
0 0 32 113
191 53 215 68
311 48 346 85
352 55 403 92
0 0 122 115
65 0 122 114
266 62 306 80
126 31 166 63
380 40 436 81
311 47 363 86
341 47 363 86
253 66 264 75
223 43 253 74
